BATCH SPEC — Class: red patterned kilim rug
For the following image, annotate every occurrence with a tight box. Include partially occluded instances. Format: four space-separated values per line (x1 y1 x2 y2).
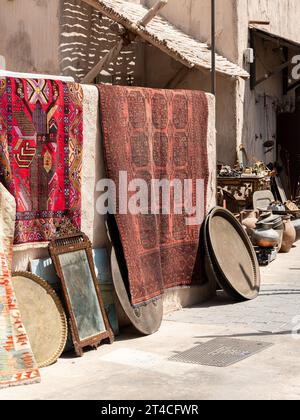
0 77 83 245
98 85 209 306
0 183 40 388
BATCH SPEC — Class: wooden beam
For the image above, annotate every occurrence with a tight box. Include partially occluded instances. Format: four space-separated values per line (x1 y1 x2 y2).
251 27 300 51
249 20 270 25
81 0 167 28
80 0 194 71
138 0 168 27
80 0 168 84
287 78 300 92
254 59 291 87
81 39 124 83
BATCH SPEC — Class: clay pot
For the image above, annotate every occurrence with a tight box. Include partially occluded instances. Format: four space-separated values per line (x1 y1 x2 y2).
292 219 300 242
242 211 258 236
253 224 280 248
258 214 283 251
280 216 297 253
274 222 284 251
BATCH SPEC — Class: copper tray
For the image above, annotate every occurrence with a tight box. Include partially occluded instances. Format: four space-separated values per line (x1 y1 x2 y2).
204 208 260 301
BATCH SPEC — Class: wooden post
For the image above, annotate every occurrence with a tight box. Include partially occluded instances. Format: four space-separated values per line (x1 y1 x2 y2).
81 39 124 84
79 0 168 83
211 0 216 96
138 0 168 27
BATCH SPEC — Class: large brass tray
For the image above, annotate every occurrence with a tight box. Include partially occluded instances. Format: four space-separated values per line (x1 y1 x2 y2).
204 208 260 301
12 272 68 368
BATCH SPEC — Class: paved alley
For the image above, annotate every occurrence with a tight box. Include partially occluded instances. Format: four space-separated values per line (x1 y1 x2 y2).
1 245 300 400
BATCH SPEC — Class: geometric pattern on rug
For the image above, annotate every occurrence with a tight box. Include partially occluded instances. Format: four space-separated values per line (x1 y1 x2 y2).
0 77 83 245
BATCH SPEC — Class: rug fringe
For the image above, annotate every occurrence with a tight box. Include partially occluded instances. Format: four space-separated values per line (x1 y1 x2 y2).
0 377 41 390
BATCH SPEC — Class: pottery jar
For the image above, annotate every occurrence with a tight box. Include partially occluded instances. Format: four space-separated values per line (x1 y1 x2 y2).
252 222 280 248
281 216 296 253
292 219 300 242
242 211 258 236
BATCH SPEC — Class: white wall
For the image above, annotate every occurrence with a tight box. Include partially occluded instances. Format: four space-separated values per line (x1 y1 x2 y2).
236 0 300 166
143 0 239 165
0 0 142 78
0 0 60 74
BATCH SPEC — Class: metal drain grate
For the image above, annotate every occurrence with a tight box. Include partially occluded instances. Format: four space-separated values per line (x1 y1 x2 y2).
169 338 273 367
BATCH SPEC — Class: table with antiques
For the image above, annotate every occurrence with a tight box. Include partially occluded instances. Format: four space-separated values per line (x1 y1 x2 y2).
218 175 271 212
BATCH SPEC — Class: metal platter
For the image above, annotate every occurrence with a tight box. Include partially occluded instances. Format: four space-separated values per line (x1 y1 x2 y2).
107 217 163 336
204 207 260 301
110 248 163 335
12 272 68 368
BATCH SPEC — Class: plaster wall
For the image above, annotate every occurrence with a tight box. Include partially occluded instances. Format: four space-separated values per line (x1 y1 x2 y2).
145 0 300 165
143 0 239 165
236 0 300 165
0 0 61 74
0 0 143 80
2 0 300 165
0 0 237 164
246 0 300 47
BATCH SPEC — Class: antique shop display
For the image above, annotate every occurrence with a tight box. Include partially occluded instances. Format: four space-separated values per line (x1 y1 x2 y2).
49 228 114 357
0 183 40 388
30 248 119 335
204 207 261 301
0 77 83 245
218 175 271 211
98 84 209 307
12 272 68 368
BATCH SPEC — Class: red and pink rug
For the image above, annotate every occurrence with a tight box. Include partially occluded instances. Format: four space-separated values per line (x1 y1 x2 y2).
0 77 83 245
99 85 209 306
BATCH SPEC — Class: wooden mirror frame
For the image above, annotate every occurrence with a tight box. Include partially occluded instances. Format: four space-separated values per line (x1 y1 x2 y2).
49 229 114 357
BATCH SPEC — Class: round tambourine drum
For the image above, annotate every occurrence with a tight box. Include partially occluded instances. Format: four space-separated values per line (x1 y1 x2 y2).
12 272 68 368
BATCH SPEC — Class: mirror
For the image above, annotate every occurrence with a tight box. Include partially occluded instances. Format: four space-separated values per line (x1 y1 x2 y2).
58 250 105 341
49 228 114 356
